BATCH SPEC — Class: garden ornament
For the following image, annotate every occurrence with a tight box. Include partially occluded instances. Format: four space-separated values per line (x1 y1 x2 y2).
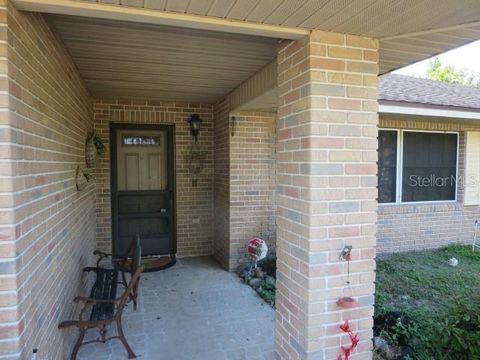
337 245 359 309
247 237 268 269
448 257 458 267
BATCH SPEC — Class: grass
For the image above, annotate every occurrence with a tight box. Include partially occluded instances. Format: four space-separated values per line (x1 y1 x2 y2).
375 245 480 359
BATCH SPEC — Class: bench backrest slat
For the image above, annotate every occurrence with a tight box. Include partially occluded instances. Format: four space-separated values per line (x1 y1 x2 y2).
90 269 118 321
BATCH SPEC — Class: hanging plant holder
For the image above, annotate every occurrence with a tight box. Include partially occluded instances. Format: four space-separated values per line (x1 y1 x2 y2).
337 245 359 309
85 131 105 168
85 136 96 168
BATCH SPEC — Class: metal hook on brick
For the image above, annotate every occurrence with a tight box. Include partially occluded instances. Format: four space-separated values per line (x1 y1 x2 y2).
339 245 352 261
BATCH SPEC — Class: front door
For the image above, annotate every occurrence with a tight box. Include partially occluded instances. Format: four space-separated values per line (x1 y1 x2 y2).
111 124 175 257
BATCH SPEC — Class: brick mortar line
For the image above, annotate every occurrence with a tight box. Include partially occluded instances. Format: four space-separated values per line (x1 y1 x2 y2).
7 12 91 119
11 187 94 264
6 91 90 147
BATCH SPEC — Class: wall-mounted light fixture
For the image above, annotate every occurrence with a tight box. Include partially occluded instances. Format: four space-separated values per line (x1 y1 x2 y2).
188 114 202 143
231 116 236 136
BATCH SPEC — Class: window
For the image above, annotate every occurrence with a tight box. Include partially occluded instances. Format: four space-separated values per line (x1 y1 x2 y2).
123 135 161 146
378 130 398 203
378 130 458 204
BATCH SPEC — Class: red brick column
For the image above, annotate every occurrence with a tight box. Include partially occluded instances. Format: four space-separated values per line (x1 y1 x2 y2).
275 31 379 359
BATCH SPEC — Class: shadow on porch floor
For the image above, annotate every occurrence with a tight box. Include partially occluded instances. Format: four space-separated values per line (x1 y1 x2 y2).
77 256 275 360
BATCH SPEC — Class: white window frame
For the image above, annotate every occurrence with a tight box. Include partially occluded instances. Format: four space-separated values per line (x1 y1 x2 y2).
378 128 459 205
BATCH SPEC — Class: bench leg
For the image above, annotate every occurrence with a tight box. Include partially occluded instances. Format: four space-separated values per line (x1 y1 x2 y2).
132 283 138 311
122 271 138 311
70 327 86 360
116 318 136 359
121 271 128 288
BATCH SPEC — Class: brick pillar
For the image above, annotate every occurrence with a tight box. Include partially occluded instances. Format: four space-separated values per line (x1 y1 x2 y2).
275 31 379 360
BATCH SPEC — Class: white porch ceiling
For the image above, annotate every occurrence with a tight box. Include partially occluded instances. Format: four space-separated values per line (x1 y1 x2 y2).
66 0 480 74
45 0 480 38
379 25 480 74
50 15 278 102
14 0 480 103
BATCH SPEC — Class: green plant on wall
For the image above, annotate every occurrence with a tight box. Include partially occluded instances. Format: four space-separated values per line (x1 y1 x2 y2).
91 131 105 155
85 131 105 168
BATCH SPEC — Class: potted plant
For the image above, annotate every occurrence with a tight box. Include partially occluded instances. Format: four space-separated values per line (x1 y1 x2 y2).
85 131 105 168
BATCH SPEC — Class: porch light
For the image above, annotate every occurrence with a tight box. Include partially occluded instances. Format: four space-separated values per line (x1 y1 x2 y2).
188 114 202 143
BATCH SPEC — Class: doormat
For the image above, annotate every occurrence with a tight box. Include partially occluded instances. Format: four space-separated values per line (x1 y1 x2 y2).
141 255 176 272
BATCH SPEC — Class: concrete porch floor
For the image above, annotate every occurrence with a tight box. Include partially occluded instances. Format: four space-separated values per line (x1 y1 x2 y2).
77 257 275 360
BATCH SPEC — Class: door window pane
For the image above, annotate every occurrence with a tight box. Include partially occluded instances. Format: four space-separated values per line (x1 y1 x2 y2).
123 135 161 146
378 130 397 203
402 132 457 202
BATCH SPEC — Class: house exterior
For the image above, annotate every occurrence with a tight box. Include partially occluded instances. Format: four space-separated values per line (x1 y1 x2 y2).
378 74 480 252
0 1 479 359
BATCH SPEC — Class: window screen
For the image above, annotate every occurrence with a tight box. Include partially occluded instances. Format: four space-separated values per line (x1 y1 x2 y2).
401 132 457 202
378 130 398 203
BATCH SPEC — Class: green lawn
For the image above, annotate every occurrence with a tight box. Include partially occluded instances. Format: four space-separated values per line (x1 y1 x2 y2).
375 245 480 359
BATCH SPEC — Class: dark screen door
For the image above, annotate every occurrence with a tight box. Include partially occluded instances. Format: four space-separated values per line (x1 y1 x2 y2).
111 124 175 257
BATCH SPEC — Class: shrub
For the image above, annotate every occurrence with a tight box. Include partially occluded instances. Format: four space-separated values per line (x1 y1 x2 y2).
378 297 480 360
422 296 480 359
375 246 480 359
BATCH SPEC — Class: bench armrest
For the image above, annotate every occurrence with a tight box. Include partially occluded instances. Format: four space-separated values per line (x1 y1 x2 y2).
93 250 113 267
74 296 117 304
93 250 112 257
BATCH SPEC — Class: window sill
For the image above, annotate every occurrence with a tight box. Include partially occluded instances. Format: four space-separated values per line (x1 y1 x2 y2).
378 201 463 215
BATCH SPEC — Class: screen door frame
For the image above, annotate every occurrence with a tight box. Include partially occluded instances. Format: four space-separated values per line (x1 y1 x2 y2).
110 122 176 257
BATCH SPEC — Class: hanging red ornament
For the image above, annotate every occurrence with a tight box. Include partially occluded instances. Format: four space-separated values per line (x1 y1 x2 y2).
337 246 359 309
337 320 359 360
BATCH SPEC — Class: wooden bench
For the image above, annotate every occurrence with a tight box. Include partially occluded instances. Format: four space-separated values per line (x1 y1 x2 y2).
58 237 142 359
93 235 142 310
86 267 118 321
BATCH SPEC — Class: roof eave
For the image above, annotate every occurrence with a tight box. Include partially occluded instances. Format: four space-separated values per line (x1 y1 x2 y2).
379 100 480 120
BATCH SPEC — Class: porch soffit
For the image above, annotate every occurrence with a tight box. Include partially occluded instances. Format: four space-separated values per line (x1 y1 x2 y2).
49 15 278 102
13 0 480 75
12 0 480 104
16 0 480 38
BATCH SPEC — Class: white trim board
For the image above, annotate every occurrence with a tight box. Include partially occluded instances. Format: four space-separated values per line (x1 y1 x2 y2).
379 103 480 120
12 0 309 39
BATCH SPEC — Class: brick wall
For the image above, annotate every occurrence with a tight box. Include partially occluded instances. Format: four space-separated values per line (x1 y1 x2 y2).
93 100 214 257
0 3 95 359
213 98 230 268
212 97 277 271
275 31 379 359
377 117 480 253
229 111 276 270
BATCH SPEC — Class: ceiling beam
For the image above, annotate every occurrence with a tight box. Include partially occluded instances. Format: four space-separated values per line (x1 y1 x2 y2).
12 0 309 40
229 60 277 111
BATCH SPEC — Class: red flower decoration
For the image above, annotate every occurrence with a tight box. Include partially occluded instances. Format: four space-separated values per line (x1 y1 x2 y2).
350 333 360 348
340 320 351 333
338 320 359 360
